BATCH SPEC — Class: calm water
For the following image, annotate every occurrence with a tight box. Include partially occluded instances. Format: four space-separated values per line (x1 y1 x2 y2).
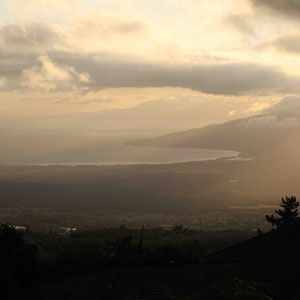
0 134 238 165
39 146 238 165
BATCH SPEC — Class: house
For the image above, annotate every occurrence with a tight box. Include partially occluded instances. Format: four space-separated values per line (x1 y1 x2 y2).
57 227 78 235
205 221 300 299
44 222 300 299
112 222 300 299
13 225 27 231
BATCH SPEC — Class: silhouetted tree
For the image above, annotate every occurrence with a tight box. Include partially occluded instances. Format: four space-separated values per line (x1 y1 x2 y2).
0 224 39 299
257 228 262 236
266 196 299 229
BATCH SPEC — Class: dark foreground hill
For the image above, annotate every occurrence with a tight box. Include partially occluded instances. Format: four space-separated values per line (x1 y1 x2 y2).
43 221 300 299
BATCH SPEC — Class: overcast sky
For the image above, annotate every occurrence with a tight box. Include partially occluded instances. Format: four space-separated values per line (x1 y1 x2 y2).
1 0 300 126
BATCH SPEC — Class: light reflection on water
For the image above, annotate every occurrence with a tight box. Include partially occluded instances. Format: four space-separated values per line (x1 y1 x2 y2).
0 134 239 165
28 145 239 166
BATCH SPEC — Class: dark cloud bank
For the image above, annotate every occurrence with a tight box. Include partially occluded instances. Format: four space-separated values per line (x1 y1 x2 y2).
52 53 300 95
270 34 300 54
1 21 300 95
249 0 300 18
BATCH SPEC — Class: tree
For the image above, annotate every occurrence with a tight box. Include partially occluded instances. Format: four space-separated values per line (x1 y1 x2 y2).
266 196 299 229
0 224 39 299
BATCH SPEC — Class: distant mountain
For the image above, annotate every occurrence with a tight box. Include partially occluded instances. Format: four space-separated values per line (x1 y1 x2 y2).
2 97 253 136
129 114 300 156
46 97 249 135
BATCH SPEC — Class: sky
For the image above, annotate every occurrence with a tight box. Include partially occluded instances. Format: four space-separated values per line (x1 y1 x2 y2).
1 0 300 131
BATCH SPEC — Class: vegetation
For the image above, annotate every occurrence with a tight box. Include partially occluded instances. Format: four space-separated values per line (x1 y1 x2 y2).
0 194 297 298
234 280 271 300
0 225 39 299
266 196 299 229
0 224 253 299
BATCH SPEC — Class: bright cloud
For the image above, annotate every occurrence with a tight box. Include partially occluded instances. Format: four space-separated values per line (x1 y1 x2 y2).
243 115 298 129
0 0 300 127
21 55 91 91
246 102 272 113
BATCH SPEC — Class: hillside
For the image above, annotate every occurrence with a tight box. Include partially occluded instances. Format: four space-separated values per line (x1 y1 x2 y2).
129 114 300 156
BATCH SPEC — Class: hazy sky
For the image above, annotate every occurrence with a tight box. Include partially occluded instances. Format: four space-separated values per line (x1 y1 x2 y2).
1 0 300 124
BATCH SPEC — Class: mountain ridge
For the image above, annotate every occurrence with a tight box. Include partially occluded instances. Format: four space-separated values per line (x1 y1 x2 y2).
128 113 300 157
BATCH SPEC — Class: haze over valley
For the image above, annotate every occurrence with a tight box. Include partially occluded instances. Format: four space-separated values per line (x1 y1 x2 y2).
3 2 300 298
1 0 300 229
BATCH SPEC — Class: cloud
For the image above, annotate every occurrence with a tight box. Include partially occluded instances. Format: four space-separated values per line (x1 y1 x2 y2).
0 16 300 97
246 102 272 113
55 53 300 95
223 14 256 36
242 115 298 129
64 13 153 57
71 14 147 38
0 22 59 55
0 39 299 96
9 50 300 95
270 34 300 54
3 0 89 20
266 96 300 116
241 96 300 128
21 55 91 91
0 77 6 88
249 0 300 18
0 16 148 58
